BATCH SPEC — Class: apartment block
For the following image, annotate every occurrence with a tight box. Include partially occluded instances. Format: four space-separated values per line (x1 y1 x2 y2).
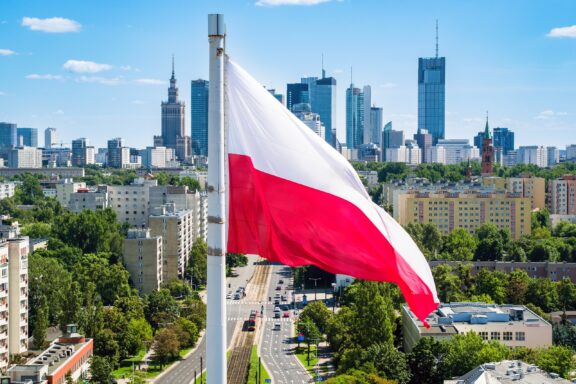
8 237 28 355
56 179 86 208
402 302 552 353
8 324 93 384
0 183 15 200
68 186 109 213
8 147 42 168
549 175 576 215
107 178 157 227
506 176 546 210
149 204 193 282
123 229 163 295
0 243 8 370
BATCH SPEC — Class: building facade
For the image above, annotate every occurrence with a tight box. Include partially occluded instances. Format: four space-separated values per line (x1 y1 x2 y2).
8 237 28 355
0 123 17 149
369 107 383 145
293 103 325 138
345 84 365 150
418 57 445 144
191 79 209 157
516 146 547 168
0 183 15 200
549 176 576 215
493 127 514 154
16 128 38 147
68 187 109 212
161 60 188 160
123 229 163 295
44 128 58 149
506 176 546 210
414 128 433 163
8 147 43 168
107 178 157 227
71 138 95 167
315 75 337 144
436 139 480 165
107 137 129 168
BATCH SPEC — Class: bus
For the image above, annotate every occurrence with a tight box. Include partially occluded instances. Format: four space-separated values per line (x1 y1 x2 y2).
247 310 257 331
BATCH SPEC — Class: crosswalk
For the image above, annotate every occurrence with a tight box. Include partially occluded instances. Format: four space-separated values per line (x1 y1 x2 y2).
227 300 292 305
227 316 293 322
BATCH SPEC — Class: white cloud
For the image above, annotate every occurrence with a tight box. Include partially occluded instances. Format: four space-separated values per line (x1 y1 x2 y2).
0 49 15 56
0 91 5 96
63 60 112 73
256 0 331 6
380 82 397 88
22 17 81 33
120 65 139 71
26 74 64 80
535 110 568 120
76 76 123 86
547 25 576 38
135 78 166 85
53 109 64 115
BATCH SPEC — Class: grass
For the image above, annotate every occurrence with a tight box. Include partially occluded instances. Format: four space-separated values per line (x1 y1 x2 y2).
247 346 271 384
294 345 319 375
112 345 196 380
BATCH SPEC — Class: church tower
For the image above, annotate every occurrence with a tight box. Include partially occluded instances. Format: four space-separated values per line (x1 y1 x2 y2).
481 112 493 175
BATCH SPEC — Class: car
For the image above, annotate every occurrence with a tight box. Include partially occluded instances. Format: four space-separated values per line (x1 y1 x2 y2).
226 292 232 299
279 279 284 284
275 286 281 291
274 306 281 312
274 323 281 331
274 292 281 298
283 311 290 318
274 311 281 318
234 293 241 300
281 295 287 301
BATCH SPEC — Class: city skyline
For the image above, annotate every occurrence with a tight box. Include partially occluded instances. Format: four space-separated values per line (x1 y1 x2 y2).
0 0 575 149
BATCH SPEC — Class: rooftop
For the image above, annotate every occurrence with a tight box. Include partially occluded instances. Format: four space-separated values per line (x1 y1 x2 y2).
445 360 572 384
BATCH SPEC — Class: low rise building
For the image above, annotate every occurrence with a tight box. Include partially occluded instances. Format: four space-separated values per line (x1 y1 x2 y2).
55 179 86 208
445 360 571 384
402 302 552 353
8 324 93 384
0 182 15 200
123 229 163 295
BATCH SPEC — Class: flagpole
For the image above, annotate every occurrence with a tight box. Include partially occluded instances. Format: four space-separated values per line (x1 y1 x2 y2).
207 13 226 384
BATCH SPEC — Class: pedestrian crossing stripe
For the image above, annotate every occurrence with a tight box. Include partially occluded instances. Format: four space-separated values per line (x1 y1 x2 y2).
226 317 293 322
227 300 293 305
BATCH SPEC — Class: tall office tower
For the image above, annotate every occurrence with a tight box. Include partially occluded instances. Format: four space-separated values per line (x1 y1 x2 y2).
547 147 560 166
161 58 186 159
191 79 209 157
363 86 372 145
315 74 337 145
381 121 393 161
346 84 365 149
71 138 94 166
370 107 383 145
293 103 325 138
414 128 433 163
493 127 514 154
267 89 284 105
474 131 485 153
16 128 38 147
481 116 493 175
107 137 129 168
44 127 57 149
418 22 446 145
286 83 309 111
0 123 17 148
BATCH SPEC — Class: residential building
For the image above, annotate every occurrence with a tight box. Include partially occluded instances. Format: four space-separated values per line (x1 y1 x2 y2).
392 187 531 239
414 128 432 163
418 49 445 144
107 178 157 227
493 127 514 154
8 324 93 384
191 79 209 157
16 128 38 147
386 146 408 164
0 183 15 200
8 237 28 355
0 242 8 370
0 168 84 179
436 139 480 165
8 147 43 168
405 140 422 165
56 179 87 208
293 103 325 138
44 127 58 149
161 59 188 160
140 146 176 169
370 107 383 145
123 229 163 295
550 214 576 227
345 83 365 149
68 186 109 212
549 175 576 215
402 302 552 352
71 138 95 167
427 145 446 164
149 204 194 282
516 146 547 167
0 123 17 149
445 361 572 384
107 137 130 168
507 176 546 210
547 146 560 166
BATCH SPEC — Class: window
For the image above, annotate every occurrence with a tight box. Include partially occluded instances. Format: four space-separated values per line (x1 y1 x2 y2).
503 331 512 341
515 332 525 341
490 331 500 340
479 331 488 340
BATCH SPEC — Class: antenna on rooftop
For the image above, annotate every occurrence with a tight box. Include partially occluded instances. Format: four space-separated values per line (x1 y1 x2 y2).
321 53 325 79
435 19 439 58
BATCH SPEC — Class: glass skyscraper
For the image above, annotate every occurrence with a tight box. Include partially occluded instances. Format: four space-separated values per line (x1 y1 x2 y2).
0 122 17 148
314 76 337 144
191 79 209 157
493 127 514 153
16 128 38 147
346 84 364 149
418 57 445 144
286 83 309 112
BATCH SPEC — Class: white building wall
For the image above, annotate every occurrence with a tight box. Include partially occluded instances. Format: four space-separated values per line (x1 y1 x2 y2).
0 243 9 370
8 238 28 355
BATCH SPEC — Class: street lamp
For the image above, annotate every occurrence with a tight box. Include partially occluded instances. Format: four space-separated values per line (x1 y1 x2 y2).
331 283 336 313
308 277 321 302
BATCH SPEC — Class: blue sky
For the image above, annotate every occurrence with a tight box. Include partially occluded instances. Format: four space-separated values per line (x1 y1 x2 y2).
0 0 575 149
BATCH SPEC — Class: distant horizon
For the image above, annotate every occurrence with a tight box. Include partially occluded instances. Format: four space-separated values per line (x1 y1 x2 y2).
1 0 575 149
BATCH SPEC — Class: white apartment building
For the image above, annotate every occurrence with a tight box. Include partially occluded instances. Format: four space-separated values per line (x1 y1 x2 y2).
548 176 576 215
68 186 109 212
506 176 546 210
426 146 446 164
123 229 163 295
0 183 15 200
436 139 480 165
140 146 176 169
107 178 158 227
402 302 552 352
8 147 42 168
516 146 547 168
56 179 87 208
8 238 28 355
386 146 407 163
0 243 9 370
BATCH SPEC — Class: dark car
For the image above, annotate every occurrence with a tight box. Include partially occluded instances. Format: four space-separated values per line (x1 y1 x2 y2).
275 286 281 291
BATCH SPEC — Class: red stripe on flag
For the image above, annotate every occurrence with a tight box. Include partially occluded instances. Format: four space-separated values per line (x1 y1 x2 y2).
227 154 437 323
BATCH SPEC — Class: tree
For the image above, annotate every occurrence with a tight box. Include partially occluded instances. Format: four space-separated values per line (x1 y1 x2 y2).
473 224 508 261
59 281 82 333
163 279 193 298
114 296 145 322
526 278 559 313
506 269 530 305
14 174 43 204
473 269 508 304
153 328 180 368
440 229 477 261
180 297 207 331
90 355 114 384
439 332 485 378
33 298 49 349
532 209 551 230
172 317 199 348
536 345 575 379
187 238 208 287
407 337 449 384
432 264 462 303
226 253 248 274
557 277 576 313
21 222 52 238
94 329 120 368
127 318 153 355
299 301 332 333
145 289 179 329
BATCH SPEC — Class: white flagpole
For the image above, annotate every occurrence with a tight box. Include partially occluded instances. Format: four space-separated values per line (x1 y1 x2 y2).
207 13 226 384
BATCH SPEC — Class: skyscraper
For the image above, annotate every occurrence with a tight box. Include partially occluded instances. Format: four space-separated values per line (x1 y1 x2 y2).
44 127 57 149
161 58 186 160
346 84 364 149
0 123 17 149
16 128 38 147
493 127 514 154
370 107 383 145
315 74 337 144
414 128 432 163
418 22 446 145
191 79 209 157
107 137 129 168
381 121 392 161
363 86 372 145
286 83 309 112
71 138 95 166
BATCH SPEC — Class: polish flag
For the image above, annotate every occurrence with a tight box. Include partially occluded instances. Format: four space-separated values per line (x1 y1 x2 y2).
225 59 439 322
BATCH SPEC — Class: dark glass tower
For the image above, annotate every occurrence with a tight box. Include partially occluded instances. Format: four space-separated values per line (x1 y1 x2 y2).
191 79 209 156
346 84 364 149
286 83 308 112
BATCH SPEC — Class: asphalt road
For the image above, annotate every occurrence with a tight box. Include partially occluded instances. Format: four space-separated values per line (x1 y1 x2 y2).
154 255 260 384
260 264 311 384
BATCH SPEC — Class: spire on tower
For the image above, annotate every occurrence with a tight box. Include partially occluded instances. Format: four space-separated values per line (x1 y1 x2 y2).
484 110 491 139
321 53 325 79
171 55 175 80
350 66 353 87
435 19 439 58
